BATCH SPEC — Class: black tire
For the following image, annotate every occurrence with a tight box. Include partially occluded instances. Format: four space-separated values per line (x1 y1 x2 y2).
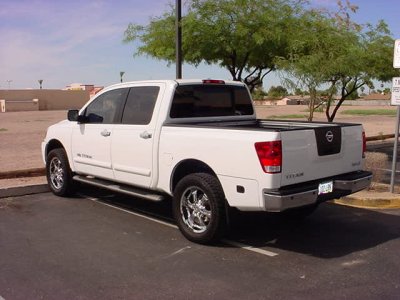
46 148 75 196
173 173 227 244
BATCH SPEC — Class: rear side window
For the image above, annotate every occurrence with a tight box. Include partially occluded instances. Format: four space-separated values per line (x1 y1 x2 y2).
121 86 160 125
170 85 254 118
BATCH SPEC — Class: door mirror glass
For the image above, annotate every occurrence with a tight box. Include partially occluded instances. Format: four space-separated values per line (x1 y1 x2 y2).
67 110 79 121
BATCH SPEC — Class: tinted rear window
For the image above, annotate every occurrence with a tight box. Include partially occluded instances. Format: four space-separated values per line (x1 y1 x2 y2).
121 86 159 125
170 85 253 118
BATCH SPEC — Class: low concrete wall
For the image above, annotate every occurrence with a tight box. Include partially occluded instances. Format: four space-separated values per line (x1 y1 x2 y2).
334 100 391 106
255 99 391 107
0 90 89 111
2 99 40 112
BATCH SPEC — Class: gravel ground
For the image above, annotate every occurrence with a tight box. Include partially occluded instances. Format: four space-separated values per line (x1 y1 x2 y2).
0 111 66 173
0 106 396 174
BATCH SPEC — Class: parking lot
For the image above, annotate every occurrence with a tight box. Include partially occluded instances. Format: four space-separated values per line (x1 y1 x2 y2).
1 188 399 299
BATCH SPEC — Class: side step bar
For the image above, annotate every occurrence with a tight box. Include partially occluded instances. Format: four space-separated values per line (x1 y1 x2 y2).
73 175 164 202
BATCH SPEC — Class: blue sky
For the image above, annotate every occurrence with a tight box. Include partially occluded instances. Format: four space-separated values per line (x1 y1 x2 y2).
0 0 399 90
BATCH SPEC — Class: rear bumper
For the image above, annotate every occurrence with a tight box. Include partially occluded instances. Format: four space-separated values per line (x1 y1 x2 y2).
263 171 372 212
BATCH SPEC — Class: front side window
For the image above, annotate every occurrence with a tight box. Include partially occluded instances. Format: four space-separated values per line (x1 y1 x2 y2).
121 86 160 125
170 85 254 118
84 88 128 124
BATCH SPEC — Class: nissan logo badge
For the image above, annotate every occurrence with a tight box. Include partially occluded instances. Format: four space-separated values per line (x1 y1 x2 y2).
326 131 334 142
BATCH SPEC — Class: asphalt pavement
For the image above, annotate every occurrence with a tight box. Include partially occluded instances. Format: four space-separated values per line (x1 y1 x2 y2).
1 188 399 299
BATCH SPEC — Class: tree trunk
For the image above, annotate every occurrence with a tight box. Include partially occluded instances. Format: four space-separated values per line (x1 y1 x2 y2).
308 88 317 122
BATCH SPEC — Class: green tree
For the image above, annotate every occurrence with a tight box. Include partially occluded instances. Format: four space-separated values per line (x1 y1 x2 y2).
123 0 306 92
323 20 397 121
281 2 398 122
268 85 288 98
294 87 308 96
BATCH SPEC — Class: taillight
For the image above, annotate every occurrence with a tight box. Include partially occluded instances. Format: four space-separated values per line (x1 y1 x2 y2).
202 79 225 84
362 131 366 158
255 141 282 173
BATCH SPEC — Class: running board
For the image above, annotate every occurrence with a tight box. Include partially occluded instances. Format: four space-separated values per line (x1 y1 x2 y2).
73 175 164 202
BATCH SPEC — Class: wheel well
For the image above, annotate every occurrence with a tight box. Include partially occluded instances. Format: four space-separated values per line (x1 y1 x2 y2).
45 139 65 158
171 159 217 192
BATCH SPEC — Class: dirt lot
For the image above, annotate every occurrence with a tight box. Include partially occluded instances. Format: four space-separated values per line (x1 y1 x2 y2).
0 106 397 173
0 111 66 173
255 105 397 137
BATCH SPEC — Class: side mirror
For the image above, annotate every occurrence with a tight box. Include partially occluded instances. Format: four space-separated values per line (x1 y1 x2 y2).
77 115 89 123
67 110 79 121
68 110 88 123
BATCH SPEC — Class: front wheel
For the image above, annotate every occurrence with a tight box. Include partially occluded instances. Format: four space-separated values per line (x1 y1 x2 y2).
173 173 227 244
46 148 75 196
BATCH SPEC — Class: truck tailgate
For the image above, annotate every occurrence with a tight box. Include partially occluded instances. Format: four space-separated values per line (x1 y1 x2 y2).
280 124 364 187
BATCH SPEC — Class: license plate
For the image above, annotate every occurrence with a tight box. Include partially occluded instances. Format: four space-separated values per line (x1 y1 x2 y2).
318 181 333 195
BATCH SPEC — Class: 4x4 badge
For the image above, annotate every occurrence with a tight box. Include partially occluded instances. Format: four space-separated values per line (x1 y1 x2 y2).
326 131 334 142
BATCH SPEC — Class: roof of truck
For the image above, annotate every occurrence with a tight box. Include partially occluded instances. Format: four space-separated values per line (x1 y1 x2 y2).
105 79 246 90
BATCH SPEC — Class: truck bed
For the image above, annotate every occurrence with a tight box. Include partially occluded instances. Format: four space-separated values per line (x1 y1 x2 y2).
166 118 360 131
163 118 365 188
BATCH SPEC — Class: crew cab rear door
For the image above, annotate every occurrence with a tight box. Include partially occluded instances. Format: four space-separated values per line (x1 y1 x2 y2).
111 83 165 188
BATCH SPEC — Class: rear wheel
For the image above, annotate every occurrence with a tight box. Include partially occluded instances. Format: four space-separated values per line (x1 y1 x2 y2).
46 148 75 196
173 173 227 244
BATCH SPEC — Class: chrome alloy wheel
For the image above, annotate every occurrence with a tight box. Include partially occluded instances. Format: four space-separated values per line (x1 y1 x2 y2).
180 187 212 233
49 156 64 190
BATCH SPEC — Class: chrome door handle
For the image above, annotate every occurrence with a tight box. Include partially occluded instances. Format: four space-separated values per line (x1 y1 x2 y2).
101 130 111 137
140 131 152 139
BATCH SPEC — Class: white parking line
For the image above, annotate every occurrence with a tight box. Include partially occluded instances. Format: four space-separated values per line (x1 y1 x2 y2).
83 195 279 257
222 240 279 257
0 295 5 300
83 195 177 229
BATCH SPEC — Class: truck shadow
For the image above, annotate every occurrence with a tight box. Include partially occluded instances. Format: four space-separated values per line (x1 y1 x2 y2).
227 202 400 258
78 186 400 259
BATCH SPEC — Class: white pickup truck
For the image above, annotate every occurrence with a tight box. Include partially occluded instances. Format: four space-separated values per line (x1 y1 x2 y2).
42 79 372 244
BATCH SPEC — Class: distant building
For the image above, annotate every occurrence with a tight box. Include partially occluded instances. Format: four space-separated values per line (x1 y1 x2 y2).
254 95 311 106
64 83 103 97
0 89 89 112
282 95 311 105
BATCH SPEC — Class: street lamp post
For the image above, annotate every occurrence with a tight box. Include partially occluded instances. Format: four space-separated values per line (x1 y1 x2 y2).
6 80 12 89
120 71 125 83
175 0 182 79
38 79 43 89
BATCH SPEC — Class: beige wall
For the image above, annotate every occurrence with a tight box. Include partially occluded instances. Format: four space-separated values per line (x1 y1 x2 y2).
0 89 90 111
1 99 39 112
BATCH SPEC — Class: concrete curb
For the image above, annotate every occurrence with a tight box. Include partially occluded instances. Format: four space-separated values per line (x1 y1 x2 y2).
335 196 400 209
0 168 45 180
366 134 394 142
0 184 49 199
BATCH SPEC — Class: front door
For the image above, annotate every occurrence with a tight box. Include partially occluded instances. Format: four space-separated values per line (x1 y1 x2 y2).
71 88 128 179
